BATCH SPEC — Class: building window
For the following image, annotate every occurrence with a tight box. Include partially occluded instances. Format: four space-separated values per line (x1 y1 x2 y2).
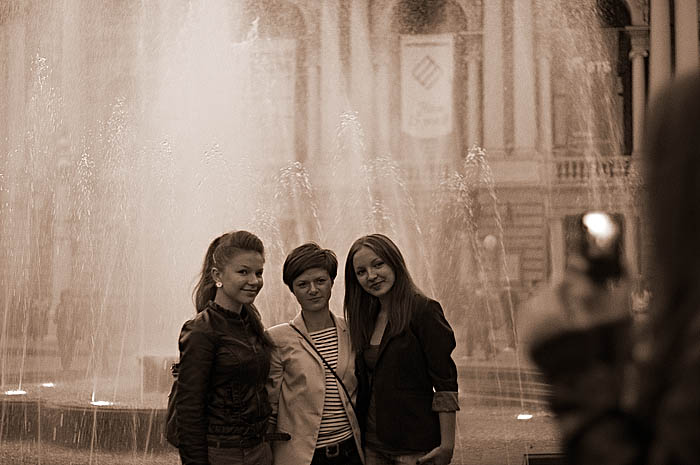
233 0 308 163
551 0 632 157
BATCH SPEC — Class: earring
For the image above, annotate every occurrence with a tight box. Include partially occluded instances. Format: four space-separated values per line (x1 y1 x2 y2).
215 282 223 288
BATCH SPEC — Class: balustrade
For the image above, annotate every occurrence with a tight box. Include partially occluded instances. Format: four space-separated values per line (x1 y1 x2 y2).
553 156 635 184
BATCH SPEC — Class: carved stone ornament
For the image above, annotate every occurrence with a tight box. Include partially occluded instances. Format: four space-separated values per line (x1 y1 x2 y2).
634 0 650 24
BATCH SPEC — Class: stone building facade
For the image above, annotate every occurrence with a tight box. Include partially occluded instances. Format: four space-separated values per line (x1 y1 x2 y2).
0 0 698 317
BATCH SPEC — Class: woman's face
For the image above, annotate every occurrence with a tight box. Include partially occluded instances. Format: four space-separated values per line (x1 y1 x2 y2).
352 246 395 298
212 250 264 310
292 267 333 314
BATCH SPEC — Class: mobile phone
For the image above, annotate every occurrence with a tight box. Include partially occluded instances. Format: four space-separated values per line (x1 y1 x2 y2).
578 211 624 285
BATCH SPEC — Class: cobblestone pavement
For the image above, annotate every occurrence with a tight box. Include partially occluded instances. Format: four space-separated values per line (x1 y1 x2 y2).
453 404 561 465
0 333 562 464
0 403 560 465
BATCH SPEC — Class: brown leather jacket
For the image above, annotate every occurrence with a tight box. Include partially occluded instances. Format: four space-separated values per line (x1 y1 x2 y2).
176 301 271 465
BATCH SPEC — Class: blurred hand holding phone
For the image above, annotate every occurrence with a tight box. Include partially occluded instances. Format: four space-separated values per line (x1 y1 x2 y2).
578 211 625 285
519 211 631 347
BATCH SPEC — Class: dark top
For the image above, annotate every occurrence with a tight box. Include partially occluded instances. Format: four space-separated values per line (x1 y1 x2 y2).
531 313 700 465
176 301 271 465
364 343 416 455
363 344 380 372
355 294 459 452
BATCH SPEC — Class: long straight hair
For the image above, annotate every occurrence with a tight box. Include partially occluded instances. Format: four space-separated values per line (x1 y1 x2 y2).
192 230 273 352
343 234 425 350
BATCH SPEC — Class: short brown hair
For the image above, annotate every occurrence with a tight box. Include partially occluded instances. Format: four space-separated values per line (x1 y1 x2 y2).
283 243 338 292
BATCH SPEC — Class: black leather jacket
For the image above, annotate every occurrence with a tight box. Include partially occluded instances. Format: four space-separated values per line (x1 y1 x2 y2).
176 301 271 465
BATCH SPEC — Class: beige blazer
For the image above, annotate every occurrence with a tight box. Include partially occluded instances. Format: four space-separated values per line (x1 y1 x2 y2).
266 312 364 465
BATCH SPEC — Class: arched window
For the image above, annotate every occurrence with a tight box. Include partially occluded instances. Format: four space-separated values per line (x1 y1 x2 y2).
598 0 633 155
233 0 307 163
551 0 632 156
79 0 141 124
380 0 476 171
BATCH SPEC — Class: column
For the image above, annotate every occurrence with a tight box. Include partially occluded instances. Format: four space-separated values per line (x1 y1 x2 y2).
374 47 392 158
5 5 28 297
61 0 83 138
5 8 27 374
627 27 648 156
58 0 81 278
549 218 565 283
7 14 26 154
46 0 71 325
649 0 672 100
320 0 343 157
537 41 553 154
52 134 72 333
623 213 639 277
350 0 374 157
306 62 320 162
482 0 505 155
674 0 699 77
465 35 482 147
0 23 8 162
512 0 537 156
0 14 11 342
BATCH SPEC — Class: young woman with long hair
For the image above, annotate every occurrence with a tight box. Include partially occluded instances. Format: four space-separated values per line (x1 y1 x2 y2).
344 234 459 465
176 230 274 465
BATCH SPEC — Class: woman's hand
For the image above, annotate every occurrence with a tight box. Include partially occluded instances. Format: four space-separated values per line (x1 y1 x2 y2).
417 444 453 464
519 254 631 349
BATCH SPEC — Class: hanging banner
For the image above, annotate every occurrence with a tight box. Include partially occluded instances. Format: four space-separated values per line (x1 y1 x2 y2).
401 34 454 138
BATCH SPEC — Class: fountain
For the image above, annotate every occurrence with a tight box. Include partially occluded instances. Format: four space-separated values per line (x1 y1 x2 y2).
0 0 643 463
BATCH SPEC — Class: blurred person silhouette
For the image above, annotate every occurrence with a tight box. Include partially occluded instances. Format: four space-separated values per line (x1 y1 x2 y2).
88 295 118 376
520 72 700 465
55 290 94 370
55 289 80 370
465 289 495 360
176 231 274 465
630 277 652 323
266 243 363 465
499 287 519 351
28 296 50 340
345 234 458 465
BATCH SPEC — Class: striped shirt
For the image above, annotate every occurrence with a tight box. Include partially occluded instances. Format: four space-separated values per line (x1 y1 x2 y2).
309 327 354 447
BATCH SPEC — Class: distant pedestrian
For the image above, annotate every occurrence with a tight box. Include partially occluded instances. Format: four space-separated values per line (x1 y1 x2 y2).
55 290 80 370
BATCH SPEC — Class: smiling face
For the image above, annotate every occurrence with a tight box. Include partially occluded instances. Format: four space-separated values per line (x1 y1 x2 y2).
212 250 265 311
292 267 333 314
352 246 396 299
